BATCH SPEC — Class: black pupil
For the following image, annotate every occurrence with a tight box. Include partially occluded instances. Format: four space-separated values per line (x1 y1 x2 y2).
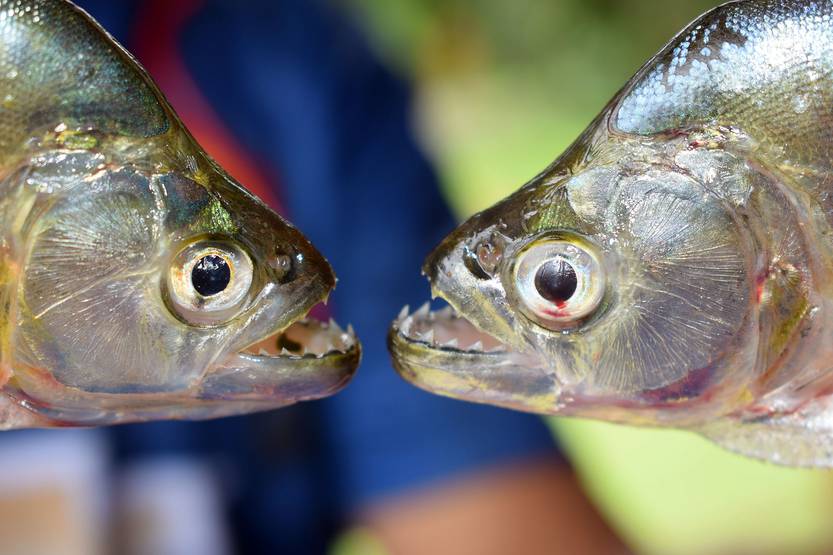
192 255 231 297
534 258 578 304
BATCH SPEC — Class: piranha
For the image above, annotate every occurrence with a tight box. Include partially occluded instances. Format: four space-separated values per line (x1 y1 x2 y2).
389 0 833 467
0 0 359 428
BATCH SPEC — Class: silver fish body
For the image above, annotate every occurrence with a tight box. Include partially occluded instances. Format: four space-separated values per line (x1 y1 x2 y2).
0 0 359 428
390 0 833 466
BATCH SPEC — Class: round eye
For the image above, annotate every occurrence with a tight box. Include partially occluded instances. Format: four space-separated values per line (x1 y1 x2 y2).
192 255 231 297
511 236 605 330
167 241 254 326
534 258 578 304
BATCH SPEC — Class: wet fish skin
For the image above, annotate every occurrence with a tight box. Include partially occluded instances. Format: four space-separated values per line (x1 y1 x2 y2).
389 0 833 466
0 0 359 428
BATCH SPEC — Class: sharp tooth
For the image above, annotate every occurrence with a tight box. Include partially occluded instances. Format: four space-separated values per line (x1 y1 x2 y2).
343 325 356 345
422 329 434 344
281 348 293 356
469 341 484 352
444 338 459 349
398 305 410 321
401 315 414 335
415 302 430 318
259 348 270 356
329 318 344 335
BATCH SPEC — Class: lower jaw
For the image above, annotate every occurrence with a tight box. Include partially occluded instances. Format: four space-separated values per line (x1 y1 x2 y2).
202 344 360 403
200 318 361 402
387 327 558 414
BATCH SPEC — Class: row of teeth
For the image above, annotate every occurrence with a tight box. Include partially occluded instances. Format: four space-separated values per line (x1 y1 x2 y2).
321 318 356 345
252 319 356 358
395 303 505 353
255 349 345 359
396 302 458 323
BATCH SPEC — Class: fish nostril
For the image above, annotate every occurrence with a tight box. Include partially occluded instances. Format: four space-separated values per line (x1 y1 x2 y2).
269 251 294 282
463 245 492 280
461 232 507 280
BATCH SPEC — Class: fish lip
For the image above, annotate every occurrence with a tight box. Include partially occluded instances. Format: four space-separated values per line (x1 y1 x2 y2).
388 301 560 414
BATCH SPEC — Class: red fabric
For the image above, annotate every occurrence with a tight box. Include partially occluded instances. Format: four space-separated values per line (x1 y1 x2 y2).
130 0 284 213
130 2 330 322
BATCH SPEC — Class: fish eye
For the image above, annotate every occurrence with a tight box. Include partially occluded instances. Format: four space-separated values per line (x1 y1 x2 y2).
192 255 232 297
534 258 578 303
167 240 254 326
511 235 605 330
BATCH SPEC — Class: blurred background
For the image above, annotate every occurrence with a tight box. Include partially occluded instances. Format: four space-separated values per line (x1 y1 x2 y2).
3 1 833 555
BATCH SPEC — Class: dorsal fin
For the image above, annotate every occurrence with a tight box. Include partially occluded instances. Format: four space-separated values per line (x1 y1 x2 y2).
0 0 170 165
613 0 833 172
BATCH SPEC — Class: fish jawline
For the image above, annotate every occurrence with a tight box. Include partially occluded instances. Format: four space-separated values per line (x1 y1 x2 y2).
388 303 558 414
201 318 361 403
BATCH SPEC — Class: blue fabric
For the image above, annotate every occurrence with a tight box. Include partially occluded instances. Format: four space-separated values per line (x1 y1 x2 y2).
80 1 563 553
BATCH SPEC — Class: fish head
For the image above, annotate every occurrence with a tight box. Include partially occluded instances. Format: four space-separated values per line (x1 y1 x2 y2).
0 0 359 426
390 142 761 424
9 143 360 425
10 146 359 425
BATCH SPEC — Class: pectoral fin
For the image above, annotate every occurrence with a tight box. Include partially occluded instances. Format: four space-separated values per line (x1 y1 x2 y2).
699 398 833 467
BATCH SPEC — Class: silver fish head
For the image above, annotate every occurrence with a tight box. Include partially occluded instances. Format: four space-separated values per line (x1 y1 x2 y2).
391 0 831 457
0 0 359 427
391 146 759 422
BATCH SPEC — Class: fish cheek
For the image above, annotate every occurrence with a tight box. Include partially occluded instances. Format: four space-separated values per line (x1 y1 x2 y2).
15 171 213 396
562 174 755 402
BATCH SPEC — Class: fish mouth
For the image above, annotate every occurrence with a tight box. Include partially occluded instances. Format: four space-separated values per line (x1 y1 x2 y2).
203 316 360 405
240 317 359 362
388 302 558 414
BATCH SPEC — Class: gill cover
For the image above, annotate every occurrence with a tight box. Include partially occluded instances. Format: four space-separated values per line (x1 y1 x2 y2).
535 170 753 395
610 0 830 463
0 0 176 399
